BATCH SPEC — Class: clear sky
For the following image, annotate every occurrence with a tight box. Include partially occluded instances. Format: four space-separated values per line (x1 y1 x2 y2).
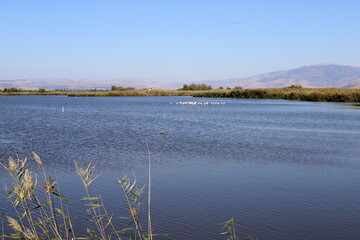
1 1 359 81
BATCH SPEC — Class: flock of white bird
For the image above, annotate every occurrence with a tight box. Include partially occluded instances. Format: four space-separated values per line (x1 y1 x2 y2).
169 101 226 105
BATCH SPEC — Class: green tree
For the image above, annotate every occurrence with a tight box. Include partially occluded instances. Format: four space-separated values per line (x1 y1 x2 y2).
288 84 303 88
179 83 212 91
233 86 243 90
3 88 21 92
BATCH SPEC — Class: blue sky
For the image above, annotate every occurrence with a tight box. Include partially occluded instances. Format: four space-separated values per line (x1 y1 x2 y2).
1 1 359 81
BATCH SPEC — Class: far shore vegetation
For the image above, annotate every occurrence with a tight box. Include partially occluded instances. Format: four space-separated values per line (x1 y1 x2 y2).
1 84 360 102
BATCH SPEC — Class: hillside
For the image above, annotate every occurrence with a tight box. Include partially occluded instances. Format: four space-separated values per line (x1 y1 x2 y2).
221 64 360 89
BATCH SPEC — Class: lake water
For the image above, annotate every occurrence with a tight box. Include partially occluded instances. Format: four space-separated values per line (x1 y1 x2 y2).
0 96 360 239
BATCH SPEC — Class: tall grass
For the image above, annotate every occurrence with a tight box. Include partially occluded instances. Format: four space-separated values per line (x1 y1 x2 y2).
1 152 241 239
191 88 360 102
0 89 193 97
0 154 72 239
0 90 72 96
0 153 153 240
1 88 360 102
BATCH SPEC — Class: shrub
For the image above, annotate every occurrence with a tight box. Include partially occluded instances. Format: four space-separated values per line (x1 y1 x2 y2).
287 85 303 88
179 83 213 91
111 86 135 91
3 88 21 92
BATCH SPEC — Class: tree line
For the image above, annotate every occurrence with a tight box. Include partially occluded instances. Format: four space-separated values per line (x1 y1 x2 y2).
111 86 135 91
179 84 243 91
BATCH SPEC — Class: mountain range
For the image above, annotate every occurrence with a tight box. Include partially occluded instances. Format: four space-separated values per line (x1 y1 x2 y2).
1 64 360 90
215 64 360 89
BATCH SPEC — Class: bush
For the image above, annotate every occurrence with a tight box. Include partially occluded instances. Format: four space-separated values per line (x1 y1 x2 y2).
111 85 135 91
287 85 303 88
179 83 213 91
3 88 21 92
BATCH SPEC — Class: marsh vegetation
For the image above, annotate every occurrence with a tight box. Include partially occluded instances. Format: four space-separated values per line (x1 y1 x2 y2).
1 154 240 240
1 87 360 102
0 153 154 239
191 88 360 102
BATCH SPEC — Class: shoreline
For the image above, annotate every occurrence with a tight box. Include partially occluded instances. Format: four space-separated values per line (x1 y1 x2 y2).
1 88 360 102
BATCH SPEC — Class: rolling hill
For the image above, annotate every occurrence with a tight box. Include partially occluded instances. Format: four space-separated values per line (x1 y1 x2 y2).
219 64 360 89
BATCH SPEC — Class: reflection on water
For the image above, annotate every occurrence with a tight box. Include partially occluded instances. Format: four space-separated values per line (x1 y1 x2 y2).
1 96 360 239
347 103 360 107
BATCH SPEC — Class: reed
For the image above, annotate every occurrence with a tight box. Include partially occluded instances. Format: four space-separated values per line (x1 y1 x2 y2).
1 88 360 102
0 89 194 97
0 155 71 240
191 88 360 102
66 89 194 97
1 152 241 239
0 153 152 240
220 218 237 240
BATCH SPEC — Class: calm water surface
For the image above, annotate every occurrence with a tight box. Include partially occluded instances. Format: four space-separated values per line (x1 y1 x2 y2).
0 96 360 239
